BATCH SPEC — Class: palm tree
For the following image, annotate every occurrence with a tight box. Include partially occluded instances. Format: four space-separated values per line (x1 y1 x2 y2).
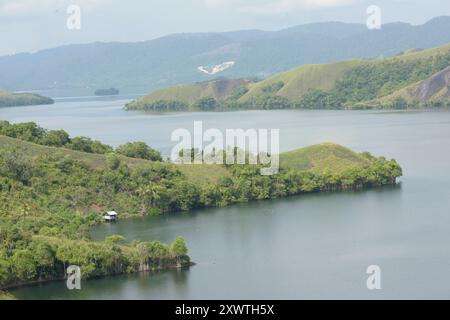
138 184 162 211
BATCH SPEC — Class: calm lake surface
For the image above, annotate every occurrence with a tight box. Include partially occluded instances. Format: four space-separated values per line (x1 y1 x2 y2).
3 97 450 299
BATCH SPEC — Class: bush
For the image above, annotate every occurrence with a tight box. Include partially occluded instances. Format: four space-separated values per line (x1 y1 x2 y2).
116 142 162 161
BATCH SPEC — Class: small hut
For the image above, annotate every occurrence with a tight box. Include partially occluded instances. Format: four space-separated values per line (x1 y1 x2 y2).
103 211 118 222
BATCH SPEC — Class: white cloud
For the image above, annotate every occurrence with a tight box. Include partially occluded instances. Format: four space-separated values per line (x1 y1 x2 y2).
205 0 360 14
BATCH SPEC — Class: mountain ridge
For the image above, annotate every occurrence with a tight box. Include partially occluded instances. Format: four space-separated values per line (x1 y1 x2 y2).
2 16 450 95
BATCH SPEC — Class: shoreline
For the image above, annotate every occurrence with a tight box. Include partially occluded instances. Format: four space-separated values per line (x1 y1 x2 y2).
4 182 401 293
2 182 401 294
3 262 196 292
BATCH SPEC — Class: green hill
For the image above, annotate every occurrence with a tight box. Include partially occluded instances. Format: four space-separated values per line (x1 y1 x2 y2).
0 129 401 290
0 135 373 183
0 90 54 107
280 143 370 172
127 43 450 111
0 131 403 220
239 60 362 102
367 65 450 108
0 134 229 185
126 78 253 111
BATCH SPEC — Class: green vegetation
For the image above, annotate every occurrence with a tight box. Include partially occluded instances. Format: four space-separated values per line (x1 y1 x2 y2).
0 91 54 107
302 48 450 109
0 120 162 160
126 100 189 112
125 78 254 112
0 122 402 291
0 138 191 288
116 142 162 161
241 61 360 103
127 44 450 111
0 291 16 300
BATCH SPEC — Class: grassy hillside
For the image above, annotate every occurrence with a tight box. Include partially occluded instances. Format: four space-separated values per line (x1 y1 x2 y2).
125 78 253 111
244 43 450 104
0 136 371 183
0 91 54 107
131 78 251 106
239 60 362 102
280 143 369 172
369 65 450 107
0 135 229 185
127 43 450 111
0 133 401 190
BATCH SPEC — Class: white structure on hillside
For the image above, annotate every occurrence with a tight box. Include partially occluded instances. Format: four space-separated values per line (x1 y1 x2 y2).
103 211 118 222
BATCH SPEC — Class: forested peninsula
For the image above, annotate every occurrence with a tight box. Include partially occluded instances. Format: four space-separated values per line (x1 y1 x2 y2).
0 121 402 292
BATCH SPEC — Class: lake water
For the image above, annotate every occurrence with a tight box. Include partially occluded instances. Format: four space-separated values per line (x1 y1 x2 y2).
3 97 450 299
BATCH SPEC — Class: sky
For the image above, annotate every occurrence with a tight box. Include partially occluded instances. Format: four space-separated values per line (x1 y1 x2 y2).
0 0 449 56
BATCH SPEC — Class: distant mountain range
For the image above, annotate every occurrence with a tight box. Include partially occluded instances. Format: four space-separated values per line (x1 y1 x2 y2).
2 16 450 95
127 43 450 111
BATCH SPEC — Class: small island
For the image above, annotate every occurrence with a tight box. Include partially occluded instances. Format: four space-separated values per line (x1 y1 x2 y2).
0 90 54 107
95 88 119 96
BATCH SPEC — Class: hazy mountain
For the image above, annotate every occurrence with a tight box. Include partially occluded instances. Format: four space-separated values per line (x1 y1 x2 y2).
1 16 450 95
0 90 54 107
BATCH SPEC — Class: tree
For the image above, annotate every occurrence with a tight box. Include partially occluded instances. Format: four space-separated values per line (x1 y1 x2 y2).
0 120 11 133
171 237 188 257
392 97 408 110
261 81 284 93
171 237 188 268
55 243 74 271
148 241 170 258
41 130 70 147
126 100 188 112
33 241 56 278
68 136 95 153
105 235 126 244
193 96 217 111
0 149 34 183
10 249 37 281
2 122 45 143
106 153 121 170
68 136 112 154
116 142 162 161
0 256 11 286
136 242 149 270
138 184 163 210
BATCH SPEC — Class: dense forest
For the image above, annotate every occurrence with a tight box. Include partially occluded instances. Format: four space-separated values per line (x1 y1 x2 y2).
0 121 402 293
0 121 188 291
0 143 191 289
